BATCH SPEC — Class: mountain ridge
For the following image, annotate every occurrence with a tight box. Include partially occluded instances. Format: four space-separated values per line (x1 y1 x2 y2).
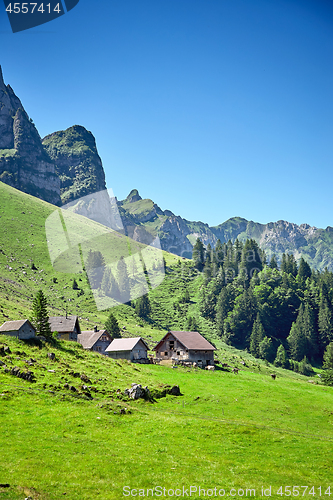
117 189 333 271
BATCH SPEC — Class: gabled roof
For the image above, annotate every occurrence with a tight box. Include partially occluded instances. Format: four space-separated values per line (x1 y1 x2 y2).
154 331 216 351
105 337 149 353
0 319 35 332
78 330 111 349
49 316 80 334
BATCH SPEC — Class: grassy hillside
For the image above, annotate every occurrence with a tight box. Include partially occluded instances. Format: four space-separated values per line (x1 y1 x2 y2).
0 181 179 344
1 181 333 500
0 334 332 500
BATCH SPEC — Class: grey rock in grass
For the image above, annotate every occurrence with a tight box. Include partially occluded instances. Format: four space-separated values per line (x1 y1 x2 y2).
125 384 150 400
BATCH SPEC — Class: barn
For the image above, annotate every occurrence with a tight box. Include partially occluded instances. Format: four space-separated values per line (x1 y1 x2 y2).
154 331 215 367
105 337 149 361
49 315 81 341
0 320 36 340
78 327 112 354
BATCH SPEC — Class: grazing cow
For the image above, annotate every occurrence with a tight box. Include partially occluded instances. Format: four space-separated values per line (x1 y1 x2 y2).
232 367 239 374
271 373 276 380
205 365 215 371
222 363 230 368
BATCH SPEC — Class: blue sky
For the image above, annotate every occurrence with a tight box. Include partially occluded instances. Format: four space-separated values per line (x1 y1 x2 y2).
1 0 333 228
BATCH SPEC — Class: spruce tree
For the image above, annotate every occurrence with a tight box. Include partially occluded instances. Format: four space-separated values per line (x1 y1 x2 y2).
250 313 265 358
192 238 205 271
135 294 151 319
322 342 333 386
269 254 278 270
117 256 130 303
31 290 52 338
297 257 311 282
274 344 289 368
101 267 121 301
287 307 307 361
105 312 121 338
259 336 275 363
318 297 333 352
85 250 106 289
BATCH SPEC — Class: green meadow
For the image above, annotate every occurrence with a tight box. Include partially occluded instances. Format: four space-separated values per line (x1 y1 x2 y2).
0 181 333 500
0 334 333 500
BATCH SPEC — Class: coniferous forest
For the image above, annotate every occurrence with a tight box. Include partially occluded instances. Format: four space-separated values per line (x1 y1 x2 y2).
191 238 333 378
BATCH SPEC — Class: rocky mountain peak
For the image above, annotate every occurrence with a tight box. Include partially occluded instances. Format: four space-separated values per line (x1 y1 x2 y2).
42 124 106 205
126 189 142 203
0 65 5 91
0 67 61 205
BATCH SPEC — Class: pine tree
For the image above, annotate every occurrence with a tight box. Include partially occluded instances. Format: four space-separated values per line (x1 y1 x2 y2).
85 250 106 289
287 307 307 361
322 342 333 386
323 341 333 369
297 257 311 282
318 296 333 353
302 302 318 358
214 239 224 267
31 290 52 338
192 238 205 271
269 254 278 270
274 344 289 368
105 312 121 338
250 313 265 358
101 267 121 301
135 294 151 319
259 336 275 363
117 256 130 303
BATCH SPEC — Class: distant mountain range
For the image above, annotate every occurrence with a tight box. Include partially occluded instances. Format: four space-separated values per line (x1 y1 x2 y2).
1 66 333 271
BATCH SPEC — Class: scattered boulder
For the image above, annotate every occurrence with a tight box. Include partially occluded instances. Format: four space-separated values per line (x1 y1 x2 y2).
168 385 181 396
0 360 6 367
70 386 77 392
10 366 35 382
125 384 150 400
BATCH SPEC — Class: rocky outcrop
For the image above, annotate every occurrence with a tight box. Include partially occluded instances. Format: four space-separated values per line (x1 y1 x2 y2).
42 125 106 205
117 190 333 271
0 66 61 205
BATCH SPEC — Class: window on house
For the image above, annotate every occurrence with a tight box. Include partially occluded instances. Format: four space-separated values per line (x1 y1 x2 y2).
169 340 174 349
165 352 168 356
177 351 180 355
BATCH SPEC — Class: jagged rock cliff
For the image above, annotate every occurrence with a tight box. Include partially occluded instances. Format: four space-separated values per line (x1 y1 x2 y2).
42 125 106 205
118 190 333 271
0 66 61 205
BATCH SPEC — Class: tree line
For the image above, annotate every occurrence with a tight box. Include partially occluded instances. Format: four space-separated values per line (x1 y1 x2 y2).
192 237 333 375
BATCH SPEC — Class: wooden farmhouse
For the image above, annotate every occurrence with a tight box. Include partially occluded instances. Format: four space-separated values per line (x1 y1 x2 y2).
49 315 81 341
105 337 149 361
0 320 36 340
78 327 112 354
154 331 216 367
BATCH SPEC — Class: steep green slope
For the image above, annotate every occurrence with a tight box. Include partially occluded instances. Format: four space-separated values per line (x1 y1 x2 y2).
0 334 332 500
0 181 178 341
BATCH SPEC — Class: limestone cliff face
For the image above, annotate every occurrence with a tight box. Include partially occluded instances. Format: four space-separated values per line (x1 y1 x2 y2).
42 125 106 205
118 190 333 271
0 66 61 205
